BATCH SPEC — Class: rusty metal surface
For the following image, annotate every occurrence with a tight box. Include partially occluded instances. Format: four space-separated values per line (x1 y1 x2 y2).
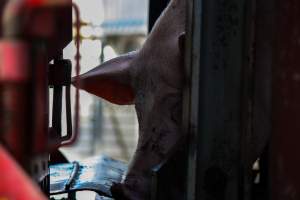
270 0 300 199
50 155 127 197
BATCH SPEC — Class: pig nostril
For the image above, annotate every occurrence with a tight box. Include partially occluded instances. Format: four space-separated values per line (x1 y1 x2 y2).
152 127 156 132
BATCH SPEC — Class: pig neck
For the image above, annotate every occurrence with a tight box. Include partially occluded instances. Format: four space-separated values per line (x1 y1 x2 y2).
132 0 186 145
114 0 187 198
128 0 186 168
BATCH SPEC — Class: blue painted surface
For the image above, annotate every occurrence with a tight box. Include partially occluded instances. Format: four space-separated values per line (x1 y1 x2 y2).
50 155 128 197
101 19 146 29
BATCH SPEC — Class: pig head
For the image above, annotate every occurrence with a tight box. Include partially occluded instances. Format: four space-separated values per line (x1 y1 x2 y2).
73 0 186 199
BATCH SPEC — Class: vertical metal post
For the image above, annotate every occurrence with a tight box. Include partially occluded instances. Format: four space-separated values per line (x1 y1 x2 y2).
184 0 252 199
183 0 200 198
52 53 64 138
246 0 274 199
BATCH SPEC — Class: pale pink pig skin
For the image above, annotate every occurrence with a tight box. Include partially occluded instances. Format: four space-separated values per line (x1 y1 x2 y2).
73 0 186 199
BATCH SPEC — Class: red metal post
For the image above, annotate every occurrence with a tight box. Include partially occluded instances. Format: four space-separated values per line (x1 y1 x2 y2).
0 145 46 200
0 0 73 195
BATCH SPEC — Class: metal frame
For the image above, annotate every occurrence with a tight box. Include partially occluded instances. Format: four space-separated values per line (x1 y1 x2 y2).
184 0 257 199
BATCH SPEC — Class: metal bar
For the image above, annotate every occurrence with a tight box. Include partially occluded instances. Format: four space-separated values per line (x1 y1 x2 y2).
61 2 81 146
65 161 80 190
65 85 72 139
185 0 252 199
52 86 63 136
183 0 200 198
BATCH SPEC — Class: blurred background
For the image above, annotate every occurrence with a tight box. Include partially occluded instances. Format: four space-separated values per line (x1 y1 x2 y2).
52 0 149 198
60 0 148 162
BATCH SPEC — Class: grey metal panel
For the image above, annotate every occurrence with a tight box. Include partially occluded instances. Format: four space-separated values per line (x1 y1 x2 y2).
184 0 253 199
241 0 274 199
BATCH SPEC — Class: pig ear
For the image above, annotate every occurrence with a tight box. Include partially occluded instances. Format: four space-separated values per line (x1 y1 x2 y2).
72 52 137 105
178 32 186 53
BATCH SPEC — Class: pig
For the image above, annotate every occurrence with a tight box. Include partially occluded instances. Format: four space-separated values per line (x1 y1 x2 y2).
73 0 186 199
